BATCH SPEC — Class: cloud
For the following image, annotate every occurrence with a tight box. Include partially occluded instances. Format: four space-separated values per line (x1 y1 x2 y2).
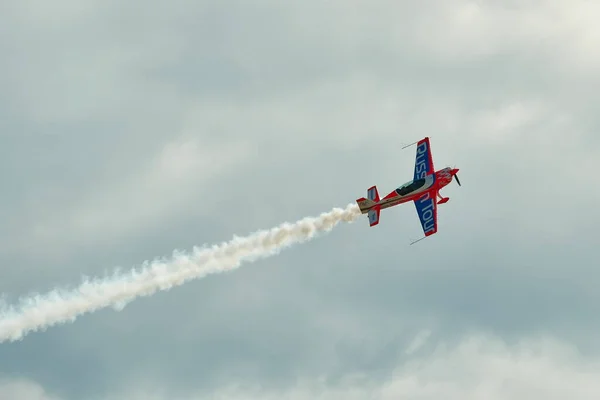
1 0 599 399
405 329 432 355
5 332 600 400
174 333 600 400
0 378 59 400
0 136 252 263
48 137 251 242
405 0 600 72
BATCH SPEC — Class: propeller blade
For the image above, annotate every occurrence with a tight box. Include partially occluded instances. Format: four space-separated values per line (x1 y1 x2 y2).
454 174 461 186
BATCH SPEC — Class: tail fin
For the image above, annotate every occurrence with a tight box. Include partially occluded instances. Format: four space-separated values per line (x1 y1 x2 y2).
356 185 381 226
356 185 380 213
356 197 376 213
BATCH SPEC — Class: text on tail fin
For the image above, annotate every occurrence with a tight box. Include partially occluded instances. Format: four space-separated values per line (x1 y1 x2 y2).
356 197 376 213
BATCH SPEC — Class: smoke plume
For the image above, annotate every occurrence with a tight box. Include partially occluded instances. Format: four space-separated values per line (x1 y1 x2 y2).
0 204 361 342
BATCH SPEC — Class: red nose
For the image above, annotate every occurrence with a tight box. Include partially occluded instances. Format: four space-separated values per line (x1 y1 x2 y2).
451 168 459 175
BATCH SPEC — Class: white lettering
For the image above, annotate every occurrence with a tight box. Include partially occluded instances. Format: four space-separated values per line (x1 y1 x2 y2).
423 210 434 231
415 142 428 179
418 193 435 233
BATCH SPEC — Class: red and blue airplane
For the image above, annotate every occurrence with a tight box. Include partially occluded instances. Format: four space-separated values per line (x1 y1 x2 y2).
355 137 460 244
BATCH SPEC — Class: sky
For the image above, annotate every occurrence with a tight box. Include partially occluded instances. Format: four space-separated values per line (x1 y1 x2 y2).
1 0 599 399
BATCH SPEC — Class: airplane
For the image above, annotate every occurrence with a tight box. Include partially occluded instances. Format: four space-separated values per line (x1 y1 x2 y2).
355 136 460 244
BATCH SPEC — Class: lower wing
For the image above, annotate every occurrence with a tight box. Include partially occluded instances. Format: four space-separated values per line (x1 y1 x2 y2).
413 189 438 237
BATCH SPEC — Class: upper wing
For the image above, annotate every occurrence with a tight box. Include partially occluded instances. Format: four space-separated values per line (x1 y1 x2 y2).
413 189 438 237
413 137 435 180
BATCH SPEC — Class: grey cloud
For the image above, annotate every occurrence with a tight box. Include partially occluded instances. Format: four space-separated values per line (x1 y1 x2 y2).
0 0 599 399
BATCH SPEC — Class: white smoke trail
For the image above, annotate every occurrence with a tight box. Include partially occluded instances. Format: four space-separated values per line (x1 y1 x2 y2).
0 203 361 343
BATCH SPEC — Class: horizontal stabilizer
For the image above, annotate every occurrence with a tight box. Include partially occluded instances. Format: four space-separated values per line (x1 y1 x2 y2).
367 185 380 202
368 207 381 227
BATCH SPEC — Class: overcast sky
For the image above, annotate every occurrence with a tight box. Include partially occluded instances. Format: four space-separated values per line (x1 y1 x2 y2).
1 1 599 399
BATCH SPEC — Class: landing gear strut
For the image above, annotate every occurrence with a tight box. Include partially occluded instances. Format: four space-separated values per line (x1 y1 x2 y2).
437 192 450 204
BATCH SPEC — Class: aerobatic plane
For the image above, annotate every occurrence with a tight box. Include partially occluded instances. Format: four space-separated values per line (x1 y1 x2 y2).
355 137 460 244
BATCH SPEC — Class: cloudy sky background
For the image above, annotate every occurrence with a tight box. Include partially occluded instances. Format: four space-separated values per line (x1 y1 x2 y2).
1 0 599 398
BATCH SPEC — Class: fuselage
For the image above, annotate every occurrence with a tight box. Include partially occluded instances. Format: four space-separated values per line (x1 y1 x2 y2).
363 167 457 212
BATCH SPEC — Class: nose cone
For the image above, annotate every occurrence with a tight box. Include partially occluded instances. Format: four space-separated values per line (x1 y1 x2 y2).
451 168 459 175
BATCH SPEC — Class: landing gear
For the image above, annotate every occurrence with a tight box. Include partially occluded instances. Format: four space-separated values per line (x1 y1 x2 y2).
437 192 449 204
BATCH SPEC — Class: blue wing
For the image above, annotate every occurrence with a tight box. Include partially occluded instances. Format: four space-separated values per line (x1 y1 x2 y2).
413 189 438 237
413 137 435 180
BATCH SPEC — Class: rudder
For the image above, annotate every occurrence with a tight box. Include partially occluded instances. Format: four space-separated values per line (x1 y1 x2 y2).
356 185 380 214
357 185 381 226
356 197 376 213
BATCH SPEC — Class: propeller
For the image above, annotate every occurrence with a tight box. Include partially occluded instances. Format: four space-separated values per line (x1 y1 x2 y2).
450 166 461 186
454 173 461 186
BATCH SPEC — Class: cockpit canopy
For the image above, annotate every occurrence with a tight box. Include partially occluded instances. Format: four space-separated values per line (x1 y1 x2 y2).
395 178 426 196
